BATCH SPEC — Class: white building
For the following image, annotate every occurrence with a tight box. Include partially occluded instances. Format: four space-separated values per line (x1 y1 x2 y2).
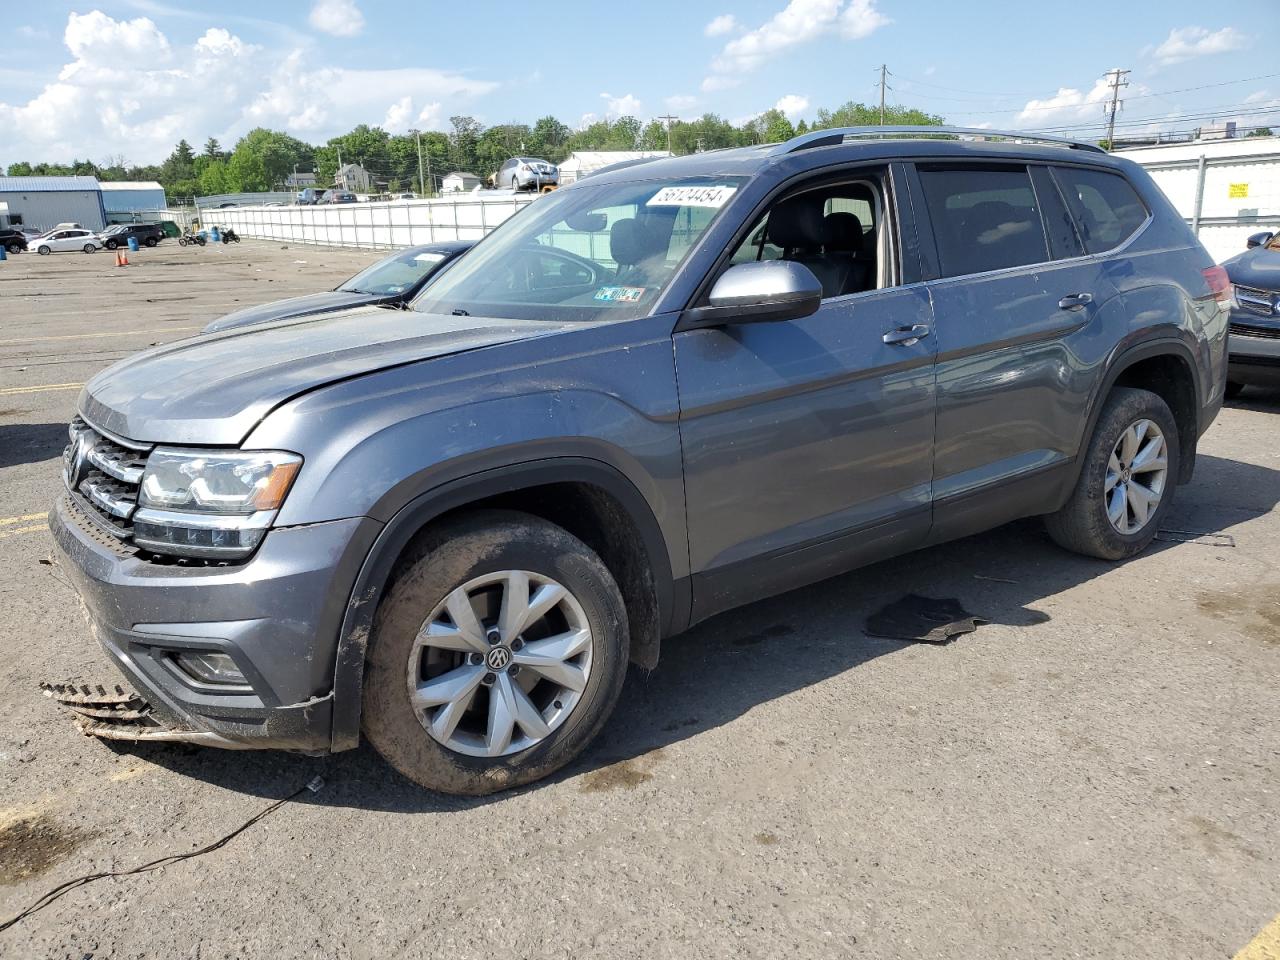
441 171 482 194
557 151 672 185
1118 135 1280 263
334 163 372 193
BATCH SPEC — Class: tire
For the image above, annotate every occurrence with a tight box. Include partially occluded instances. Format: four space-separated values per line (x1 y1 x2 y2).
145 237 158 247
83 244 96 253
511 176 520 192
37 245 50 256
6 242 21 254
105 240 118 250
1224 380 1246 400
1045 386 1179 560
363 509 630 795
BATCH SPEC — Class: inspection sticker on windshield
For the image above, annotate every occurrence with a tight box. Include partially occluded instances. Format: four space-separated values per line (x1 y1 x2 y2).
594 285 647 303
646 185 737 208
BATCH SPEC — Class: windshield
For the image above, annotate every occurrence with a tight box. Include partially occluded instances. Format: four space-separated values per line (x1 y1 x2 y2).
340 248 450 296
414 176 742 322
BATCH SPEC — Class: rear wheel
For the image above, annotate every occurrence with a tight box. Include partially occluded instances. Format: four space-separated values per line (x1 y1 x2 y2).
145 237 158 247
6 242 21 254
363 510 629 795
105 239 119 250
1224 380 1246 400
1046 386 1178 560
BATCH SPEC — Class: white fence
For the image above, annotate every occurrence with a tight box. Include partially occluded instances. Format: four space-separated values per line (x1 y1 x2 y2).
205 194 536 250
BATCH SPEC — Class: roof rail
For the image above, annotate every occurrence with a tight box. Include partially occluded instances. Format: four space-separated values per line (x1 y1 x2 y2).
774 125 1106 156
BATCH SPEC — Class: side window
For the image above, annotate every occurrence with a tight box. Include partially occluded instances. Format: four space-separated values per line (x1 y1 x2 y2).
917 166 1050 278
724 174 890 298
1051 166 1148 254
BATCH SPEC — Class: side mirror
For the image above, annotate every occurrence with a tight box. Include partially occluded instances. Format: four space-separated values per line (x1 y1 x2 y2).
1246 231 1274 250
683 260 823 327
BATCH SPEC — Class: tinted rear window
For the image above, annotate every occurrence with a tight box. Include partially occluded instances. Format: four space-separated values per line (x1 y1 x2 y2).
918 167 1049 278
1052 167 1148 254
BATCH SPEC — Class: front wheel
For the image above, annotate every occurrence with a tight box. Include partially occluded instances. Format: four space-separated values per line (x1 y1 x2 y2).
83 244 96 253
363 510 629 795
1046 386 1179 560
105 240 118 250
37 245 51 255
145 237 158 247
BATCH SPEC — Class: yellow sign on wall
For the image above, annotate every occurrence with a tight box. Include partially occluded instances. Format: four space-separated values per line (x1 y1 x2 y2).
1229 183 1249 198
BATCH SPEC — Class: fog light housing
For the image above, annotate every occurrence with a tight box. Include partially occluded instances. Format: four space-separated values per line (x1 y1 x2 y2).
174 651 247 686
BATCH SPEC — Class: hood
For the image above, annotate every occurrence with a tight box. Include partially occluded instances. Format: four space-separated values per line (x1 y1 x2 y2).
202 290 381 333
1221 246 1280 292
82 305 572 446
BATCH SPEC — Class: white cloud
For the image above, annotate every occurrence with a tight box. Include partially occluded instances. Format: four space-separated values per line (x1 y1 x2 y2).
775 94 809 119
1015 74 1115 125
601 92 643 118
665 94 698 112
1150 25 1247 65
0 11 494 163
704 14 739 37
702 0 888 91
309 0 365 37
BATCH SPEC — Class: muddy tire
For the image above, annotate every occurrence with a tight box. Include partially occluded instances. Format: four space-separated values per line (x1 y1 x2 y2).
363 509 629 795
1046 386 1179 560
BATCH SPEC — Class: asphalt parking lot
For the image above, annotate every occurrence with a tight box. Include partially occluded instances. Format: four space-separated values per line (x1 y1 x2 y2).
0 240 1277 959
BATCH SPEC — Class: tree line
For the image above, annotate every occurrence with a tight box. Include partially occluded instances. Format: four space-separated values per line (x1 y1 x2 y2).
2 102 943 199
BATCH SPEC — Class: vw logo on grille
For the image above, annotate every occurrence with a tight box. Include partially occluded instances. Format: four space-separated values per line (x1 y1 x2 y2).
486 646 512 670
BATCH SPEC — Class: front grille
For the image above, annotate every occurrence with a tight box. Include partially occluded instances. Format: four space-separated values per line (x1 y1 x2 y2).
1231 322 1280 339
1235 285 1277 318
63 416 152 546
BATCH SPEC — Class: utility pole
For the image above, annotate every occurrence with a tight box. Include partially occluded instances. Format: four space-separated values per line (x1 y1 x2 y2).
657 114 678 153
1104 68 1131 150
879 64 888 125
414 130 426 196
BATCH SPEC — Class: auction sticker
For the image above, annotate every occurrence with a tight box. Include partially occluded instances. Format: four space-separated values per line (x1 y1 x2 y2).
646 184 737 208
594 286 647 302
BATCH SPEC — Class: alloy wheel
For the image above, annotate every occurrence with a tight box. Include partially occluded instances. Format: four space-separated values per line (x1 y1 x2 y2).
406 570 593 758
1105 418 1168 534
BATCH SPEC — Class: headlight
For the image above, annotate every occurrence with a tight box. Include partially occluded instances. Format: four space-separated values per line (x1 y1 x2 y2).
134 449 301 560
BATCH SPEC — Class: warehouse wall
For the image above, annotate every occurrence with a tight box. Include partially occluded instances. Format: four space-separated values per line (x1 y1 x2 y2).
0 191 106 232
206 193 536 249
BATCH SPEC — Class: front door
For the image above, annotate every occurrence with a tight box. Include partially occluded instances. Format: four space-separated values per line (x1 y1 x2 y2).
675 168 937 622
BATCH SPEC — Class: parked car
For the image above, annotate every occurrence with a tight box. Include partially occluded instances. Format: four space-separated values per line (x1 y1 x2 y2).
33 228 99 254
319 190 357 204
297 189 320 205
203 241 474 332
0 228 28 254
1219 230 1280 397
98 223 165 250
497 156 559 191
48 127 1228 795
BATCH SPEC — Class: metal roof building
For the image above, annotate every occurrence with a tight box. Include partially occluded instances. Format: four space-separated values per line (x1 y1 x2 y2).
0 176 107 232
100 180 167 216
557 151 673 184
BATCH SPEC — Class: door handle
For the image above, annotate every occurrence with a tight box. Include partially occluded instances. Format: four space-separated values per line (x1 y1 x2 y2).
1058 292 1093 311
882 324 931 346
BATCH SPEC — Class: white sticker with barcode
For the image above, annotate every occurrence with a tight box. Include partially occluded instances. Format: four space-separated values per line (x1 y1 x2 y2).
646 185 737 208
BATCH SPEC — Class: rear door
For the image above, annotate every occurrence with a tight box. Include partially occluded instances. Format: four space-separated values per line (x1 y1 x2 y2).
910 161 1113 543
675 164 937 621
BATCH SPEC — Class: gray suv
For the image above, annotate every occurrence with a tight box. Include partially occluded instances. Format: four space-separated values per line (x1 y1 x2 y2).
49 127 1229 795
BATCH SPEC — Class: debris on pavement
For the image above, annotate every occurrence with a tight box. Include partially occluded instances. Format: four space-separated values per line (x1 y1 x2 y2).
864 594 988 644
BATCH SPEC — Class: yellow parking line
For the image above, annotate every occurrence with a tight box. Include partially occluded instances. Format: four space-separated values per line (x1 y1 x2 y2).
0 382 83 397
0 523 47 540
0 327 194 346
1234 913 1280 960
0 513 47 526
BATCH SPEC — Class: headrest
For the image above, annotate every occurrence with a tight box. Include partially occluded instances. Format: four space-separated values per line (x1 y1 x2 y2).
823 212 864 252
767 196 826 249
609 217 666 266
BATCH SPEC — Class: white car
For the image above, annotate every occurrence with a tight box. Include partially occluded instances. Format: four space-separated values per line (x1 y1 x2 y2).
34 228 100 255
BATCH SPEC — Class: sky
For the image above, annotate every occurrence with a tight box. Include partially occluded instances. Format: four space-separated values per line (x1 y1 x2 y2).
1 0 1277 166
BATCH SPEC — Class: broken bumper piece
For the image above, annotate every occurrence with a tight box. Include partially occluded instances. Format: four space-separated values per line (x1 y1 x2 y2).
40 681 254 748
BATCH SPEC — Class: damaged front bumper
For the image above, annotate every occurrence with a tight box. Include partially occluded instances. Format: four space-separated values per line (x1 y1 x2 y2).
48 493 381 752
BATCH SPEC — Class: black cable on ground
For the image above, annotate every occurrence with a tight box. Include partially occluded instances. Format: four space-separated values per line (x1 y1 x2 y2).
0 776 324 934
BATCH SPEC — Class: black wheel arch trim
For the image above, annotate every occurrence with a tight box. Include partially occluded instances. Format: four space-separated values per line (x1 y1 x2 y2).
1077 334 1204 490
328 456 679 752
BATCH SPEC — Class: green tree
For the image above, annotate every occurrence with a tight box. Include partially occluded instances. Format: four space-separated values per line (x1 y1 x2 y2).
529 116 571 160
813 101 943 129
198 158 231 195
1245 127 1274 138
203 137 224 160
5 161 34 176
231 128 313 189
448 116 483 175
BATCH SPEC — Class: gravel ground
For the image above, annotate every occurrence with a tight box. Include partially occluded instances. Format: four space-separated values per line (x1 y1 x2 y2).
0 241 1276 959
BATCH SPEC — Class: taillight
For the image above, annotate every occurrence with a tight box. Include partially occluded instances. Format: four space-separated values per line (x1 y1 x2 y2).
1202 265 1233 305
